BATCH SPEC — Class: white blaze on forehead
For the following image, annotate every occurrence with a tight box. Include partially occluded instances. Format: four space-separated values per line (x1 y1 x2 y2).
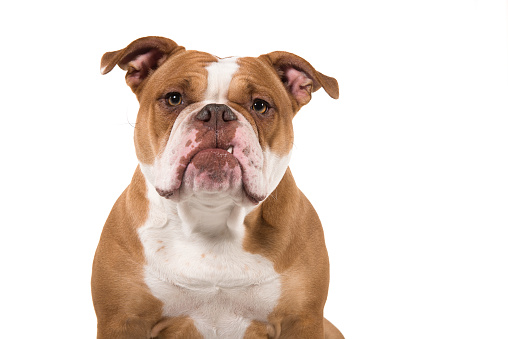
204 57 239 103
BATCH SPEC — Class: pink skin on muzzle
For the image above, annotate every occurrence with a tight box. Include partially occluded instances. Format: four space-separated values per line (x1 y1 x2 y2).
153 109 265 204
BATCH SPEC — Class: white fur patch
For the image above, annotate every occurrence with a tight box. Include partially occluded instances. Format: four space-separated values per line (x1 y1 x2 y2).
139 178 281 338
204 57 239 103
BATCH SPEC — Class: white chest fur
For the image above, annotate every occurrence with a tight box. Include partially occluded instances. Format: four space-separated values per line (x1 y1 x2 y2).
138 181 281 338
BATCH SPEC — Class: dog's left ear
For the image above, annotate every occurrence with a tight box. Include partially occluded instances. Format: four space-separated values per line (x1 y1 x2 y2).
261 51 339 108
100 36 185 93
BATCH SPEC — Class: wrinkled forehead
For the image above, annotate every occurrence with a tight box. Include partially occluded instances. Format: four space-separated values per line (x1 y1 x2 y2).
202 56 240 104
144 51 278 103
142 50 218 99
203 56 284 102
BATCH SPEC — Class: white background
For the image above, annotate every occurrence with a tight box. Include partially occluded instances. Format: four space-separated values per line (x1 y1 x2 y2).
1 1 507 338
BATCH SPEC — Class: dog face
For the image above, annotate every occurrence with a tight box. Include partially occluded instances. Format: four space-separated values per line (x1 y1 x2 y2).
101 37 338 207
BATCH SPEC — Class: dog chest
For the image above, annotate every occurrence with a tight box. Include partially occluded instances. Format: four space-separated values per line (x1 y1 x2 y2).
138 216 281 338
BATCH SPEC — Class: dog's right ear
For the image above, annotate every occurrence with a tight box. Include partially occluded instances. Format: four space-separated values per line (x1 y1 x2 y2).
100 36 185 92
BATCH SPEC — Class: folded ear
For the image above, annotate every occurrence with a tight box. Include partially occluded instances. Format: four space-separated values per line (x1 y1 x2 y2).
260 51 339 107
100 36 185 92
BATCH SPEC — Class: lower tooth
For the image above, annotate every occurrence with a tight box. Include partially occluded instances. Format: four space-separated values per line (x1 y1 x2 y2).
227 147 233 154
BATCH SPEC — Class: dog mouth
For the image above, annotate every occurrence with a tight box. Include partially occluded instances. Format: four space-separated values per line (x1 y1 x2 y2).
155 145 264 204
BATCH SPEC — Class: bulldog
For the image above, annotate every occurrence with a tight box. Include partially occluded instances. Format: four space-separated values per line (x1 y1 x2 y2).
92 36 343 339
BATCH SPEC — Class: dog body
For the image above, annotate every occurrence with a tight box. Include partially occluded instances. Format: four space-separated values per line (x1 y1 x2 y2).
92 36 342 339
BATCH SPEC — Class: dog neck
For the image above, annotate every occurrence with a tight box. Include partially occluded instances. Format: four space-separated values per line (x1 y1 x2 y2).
144 174 254 241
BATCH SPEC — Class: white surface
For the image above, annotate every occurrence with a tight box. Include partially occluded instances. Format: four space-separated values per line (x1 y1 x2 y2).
1 1 507 338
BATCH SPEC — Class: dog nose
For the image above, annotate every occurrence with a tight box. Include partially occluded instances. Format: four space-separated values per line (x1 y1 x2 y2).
195 104 237 128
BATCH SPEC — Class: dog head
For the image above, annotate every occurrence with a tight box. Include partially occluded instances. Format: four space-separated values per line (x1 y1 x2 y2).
101 36 338 207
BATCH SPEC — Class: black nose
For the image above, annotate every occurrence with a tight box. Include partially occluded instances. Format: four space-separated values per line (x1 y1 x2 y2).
195 104 237 128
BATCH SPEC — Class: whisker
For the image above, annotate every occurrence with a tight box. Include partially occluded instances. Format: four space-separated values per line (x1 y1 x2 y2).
126 110 136 128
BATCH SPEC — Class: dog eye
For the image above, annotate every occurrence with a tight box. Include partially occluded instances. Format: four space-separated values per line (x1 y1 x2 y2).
252 99 269 114
166 92 182 106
